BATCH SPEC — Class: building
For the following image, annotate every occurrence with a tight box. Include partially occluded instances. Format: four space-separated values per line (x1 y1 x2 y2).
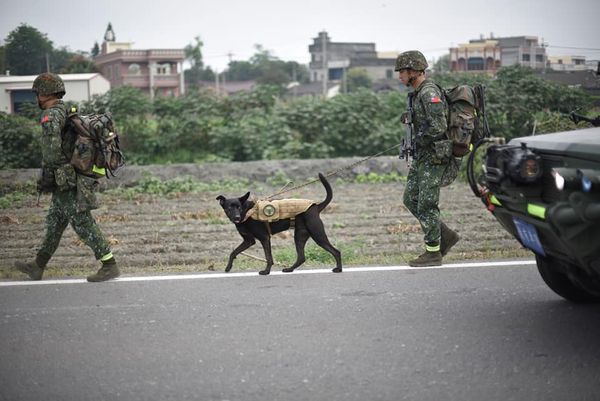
547 55 587 71
308 31 397 84
93 23 185 98
0 73 110 114
450 35 547 73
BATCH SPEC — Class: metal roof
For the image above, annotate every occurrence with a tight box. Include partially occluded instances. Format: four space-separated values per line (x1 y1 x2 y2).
0 73 102 84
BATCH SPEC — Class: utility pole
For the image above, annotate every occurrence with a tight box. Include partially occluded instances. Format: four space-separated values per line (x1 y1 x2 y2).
215 69 219 95
292 65 297 98
322 32 328 98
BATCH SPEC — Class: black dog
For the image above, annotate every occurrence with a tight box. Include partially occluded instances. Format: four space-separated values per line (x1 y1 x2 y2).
217 173 342 275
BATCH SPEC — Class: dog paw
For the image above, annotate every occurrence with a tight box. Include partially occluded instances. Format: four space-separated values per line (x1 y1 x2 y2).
258 270 270 275
282 268 294 273
332 267 342 273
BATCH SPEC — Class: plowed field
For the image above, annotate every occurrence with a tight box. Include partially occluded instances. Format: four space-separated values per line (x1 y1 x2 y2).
0 158 530 279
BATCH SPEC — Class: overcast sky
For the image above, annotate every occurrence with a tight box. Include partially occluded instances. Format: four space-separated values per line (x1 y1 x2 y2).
1 0 599 71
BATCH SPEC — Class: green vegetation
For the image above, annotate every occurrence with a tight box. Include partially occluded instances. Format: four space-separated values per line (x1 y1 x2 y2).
1 63 593 169
106 174 255 199
354 172 406 184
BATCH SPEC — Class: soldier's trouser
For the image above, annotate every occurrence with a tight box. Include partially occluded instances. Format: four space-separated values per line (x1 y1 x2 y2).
403 157 447 246
37 189 111 262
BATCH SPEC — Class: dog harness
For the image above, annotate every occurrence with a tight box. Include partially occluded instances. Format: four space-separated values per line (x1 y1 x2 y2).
243 199 316 223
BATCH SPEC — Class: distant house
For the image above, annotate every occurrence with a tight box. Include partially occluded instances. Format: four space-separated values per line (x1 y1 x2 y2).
308 31 397 84
0 73 110 114
93 23 185 98
536 69 600 104
450 35 547 73
547 55 588 71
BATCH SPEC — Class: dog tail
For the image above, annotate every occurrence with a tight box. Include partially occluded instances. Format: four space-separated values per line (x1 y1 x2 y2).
317 173 333 213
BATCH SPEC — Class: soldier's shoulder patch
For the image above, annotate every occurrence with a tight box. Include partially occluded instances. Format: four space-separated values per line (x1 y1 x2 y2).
40 113 53 125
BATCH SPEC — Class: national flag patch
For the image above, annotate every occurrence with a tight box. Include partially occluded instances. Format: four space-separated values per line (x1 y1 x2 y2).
40 115 49 124
430 96 441 103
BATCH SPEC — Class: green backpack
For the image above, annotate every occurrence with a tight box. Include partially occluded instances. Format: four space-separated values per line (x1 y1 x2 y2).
442 84 490 157
65 107 125 178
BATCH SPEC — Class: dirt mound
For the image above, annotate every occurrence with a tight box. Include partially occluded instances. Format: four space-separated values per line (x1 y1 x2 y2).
0 156 408 190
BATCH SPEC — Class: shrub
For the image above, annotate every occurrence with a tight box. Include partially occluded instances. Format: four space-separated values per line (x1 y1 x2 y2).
0 112 41 169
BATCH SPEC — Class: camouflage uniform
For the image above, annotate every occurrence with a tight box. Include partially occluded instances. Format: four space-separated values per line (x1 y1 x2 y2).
402 78 449 248
37 100 112 264
15 73 118 281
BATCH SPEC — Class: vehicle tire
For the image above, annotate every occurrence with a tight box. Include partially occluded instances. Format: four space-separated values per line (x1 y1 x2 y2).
535 255 600 303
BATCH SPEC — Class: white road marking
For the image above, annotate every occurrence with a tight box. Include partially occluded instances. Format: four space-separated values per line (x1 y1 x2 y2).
0 260 537 287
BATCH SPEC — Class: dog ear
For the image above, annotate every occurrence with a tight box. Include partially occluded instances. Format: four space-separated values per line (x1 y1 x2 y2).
239 192 251 204
216 195 226 206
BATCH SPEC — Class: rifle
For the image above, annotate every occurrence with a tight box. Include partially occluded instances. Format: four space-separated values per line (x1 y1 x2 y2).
569 111 600 127
400 92 416 162
474 85 491 138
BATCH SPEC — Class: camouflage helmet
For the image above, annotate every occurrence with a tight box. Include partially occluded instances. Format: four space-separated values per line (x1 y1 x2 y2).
395 50 428 71
32 73 65 96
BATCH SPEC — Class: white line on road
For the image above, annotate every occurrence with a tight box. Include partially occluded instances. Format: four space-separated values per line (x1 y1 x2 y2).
0 260 537 287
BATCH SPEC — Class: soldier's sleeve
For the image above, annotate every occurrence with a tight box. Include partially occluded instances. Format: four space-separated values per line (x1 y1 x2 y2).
418 86 448 146
40 106 67 168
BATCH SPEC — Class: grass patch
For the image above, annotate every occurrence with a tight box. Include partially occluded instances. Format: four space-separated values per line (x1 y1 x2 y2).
106 174 258 200
353 172 406 184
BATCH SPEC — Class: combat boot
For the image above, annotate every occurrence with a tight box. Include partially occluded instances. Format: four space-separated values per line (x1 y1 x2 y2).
408 251 442 267
87 258 120 282
14 254 49 280
440 222 460 257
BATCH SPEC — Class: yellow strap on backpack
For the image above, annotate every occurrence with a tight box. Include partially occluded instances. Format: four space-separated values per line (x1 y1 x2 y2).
92 165 106 177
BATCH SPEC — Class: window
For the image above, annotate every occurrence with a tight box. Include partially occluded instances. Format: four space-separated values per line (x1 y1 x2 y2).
386 69 393 79
467 57 484 71
522 54 531 62
11 89 37 114
156 63 171 75
128 63 141 75
536 54 543 62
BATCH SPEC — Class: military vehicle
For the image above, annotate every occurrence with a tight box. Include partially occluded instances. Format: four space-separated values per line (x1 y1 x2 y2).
467 114 600 302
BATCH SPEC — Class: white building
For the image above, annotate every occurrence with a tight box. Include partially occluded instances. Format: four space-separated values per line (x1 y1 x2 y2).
0 73 110 114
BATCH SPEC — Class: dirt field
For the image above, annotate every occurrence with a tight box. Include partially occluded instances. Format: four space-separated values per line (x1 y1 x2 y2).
0 158 531 279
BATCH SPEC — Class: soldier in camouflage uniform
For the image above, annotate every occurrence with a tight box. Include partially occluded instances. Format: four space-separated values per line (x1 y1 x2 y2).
396 51 460 267
14 73 120 282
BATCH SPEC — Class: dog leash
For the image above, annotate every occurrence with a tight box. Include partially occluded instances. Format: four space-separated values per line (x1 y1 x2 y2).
264 143 402 200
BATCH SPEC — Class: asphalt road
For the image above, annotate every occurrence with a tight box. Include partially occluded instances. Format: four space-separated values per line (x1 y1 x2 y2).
1 261 600 401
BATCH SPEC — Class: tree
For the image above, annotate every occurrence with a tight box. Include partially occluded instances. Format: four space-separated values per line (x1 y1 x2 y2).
91 42 100 57
0 46 5 74
225 45 303 86
59 54 97 73
345 68 372 92
227 60 257 81
432 54 450 74
4 24 53 75
50 46 74 72
184 36 215 87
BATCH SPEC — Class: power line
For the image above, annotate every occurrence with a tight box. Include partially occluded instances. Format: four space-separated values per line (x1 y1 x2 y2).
546 45 600 51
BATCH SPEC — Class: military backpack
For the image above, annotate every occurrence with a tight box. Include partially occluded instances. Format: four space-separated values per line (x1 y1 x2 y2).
441 84 490 157
64 108 125 178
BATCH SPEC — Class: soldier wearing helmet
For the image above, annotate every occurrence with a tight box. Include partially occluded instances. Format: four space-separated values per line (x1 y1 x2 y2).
14 73 119 282
396 50 460 267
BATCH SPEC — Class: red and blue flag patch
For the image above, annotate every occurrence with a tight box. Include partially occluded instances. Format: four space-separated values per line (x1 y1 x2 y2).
430 96 441 103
